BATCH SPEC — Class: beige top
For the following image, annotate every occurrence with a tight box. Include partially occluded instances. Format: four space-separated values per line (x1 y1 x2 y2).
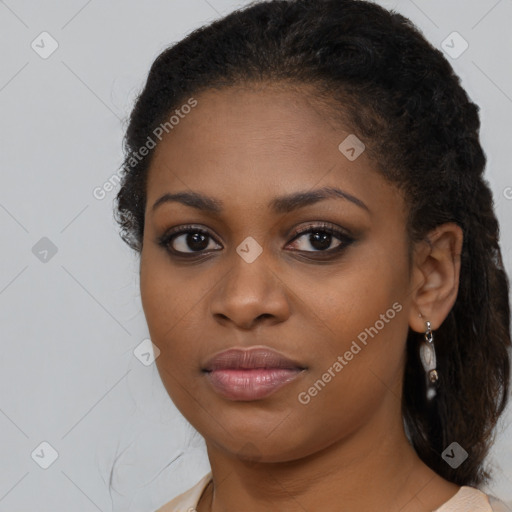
155 472 510 512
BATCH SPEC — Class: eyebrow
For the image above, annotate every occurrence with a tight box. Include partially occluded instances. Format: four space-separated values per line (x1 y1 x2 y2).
151 186 369 215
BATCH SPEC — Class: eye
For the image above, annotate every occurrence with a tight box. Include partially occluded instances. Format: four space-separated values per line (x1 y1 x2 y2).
286 223 354 253
157 225 221 255
157 222 354 258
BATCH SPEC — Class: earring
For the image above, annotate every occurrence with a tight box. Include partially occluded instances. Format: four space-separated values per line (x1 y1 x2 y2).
419 320 439 400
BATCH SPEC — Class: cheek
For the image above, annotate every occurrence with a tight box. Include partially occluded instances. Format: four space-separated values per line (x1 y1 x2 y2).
140 244 199 331
139 253 193 360
139 260 205 409
286 272 409 454
139 249 220 384
298 242 410 385
304 250 406 335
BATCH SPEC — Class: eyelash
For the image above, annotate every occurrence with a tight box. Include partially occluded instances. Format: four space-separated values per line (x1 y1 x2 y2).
157 222 355 259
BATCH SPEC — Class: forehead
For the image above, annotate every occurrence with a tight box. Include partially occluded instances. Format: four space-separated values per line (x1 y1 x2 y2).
156 84 345 156
144 85 404 220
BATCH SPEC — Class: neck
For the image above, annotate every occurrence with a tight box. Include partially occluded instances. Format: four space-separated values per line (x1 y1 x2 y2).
197 412 459 512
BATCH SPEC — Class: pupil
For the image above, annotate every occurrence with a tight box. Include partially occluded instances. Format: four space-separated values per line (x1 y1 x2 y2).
311 232 331 250
188 232 208 251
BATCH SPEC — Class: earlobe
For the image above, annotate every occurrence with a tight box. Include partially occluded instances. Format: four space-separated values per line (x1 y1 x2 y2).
408 222 463 333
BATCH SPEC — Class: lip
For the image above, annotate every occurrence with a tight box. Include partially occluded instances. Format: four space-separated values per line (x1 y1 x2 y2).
203 346 305 371
202 346 306 401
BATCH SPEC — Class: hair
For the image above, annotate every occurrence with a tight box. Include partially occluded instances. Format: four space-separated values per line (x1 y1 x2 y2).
114 0 511 488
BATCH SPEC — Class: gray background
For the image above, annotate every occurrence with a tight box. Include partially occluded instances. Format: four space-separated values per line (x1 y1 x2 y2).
1 1 511 510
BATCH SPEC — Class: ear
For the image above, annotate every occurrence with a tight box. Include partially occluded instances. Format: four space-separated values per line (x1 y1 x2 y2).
408 222 464 333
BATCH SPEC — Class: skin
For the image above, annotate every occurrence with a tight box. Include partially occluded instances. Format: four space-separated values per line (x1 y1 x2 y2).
139 84 464 512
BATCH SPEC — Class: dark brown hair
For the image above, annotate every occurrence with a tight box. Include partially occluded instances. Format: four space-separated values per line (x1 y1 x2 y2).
114 0 511 487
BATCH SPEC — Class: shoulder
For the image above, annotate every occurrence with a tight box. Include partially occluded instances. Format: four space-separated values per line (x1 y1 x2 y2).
154 477 511 512
155 472 213 512
435 485 510 512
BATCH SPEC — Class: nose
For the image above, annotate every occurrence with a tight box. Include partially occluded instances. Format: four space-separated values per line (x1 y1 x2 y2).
209 252 291 330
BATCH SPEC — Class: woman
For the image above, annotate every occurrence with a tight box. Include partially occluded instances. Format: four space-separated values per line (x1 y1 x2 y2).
114 0 511 510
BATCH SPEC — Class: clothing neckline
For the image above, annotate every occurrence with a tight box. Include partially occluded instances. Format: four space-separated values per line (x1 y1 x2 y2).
190 473 493 512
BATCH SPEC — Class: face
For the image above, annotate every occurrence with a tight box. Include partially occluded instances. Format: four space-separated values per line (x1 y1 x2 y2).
140 85 414 463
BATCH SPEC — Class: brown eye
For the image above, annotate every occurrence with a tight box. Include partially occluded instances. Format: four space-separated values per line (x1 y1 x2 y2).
158 226 221 255
287 224 354 253
157 222 354 259
290 230 341 252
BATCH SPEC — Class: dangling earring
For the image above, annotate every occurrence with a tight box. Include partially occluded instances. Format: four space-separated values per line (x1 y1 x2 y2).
419 320 439 400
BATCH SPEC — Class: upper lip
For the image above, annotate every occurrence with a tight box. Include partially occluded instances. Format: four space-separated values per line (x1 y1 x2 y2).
202 346 306 371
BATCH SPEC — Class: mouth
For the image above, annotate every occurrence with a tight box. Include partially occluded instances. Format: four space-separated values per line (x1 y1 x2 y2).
202 347 307 401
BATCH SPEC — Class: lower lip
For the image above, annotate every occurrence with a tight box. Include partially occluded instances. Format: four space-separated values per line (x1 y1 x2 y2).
205 368 304 401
